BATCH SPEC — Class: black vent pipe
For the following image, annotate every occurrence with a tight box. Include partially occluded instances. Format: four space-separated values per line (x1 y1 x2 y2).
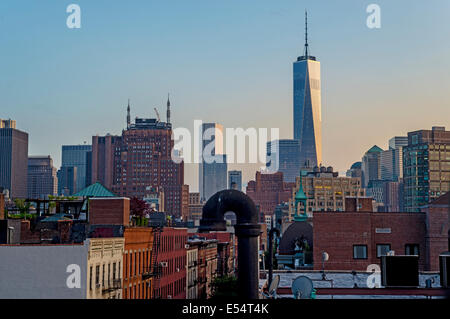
199 190 261 299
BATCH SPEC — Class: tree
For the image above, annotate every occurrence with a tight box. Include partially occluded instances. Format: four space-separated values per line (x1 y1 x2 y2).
130 197 150 217
10 199 33 220
210 276 239 299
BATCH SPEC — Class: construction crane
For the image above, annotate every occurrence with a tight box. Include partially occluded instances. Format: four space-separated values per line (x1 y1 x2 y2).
154 108 160 122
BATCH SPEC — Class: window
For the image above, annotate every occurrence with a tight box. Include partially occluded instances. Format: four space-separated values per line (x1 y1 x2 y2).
89 266 93 290
95 265 100 287
353 245 368 259
376 244 391 258
108 264 111 285
102 264 105 287
113 263 117 280
405 244 419 256
134 252 137 276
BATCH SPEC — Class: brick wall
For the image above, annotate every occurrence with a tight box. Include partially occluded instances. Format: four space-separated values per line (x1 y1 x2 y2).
423 203 450 271
313 211 427 271
89 198 130 226
155 227 187 299
123 227 153 299
246 172 293 217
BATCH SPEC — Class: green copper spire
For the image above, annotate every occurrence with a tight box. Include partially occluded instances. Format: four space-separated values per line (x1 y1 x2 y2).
294 171 308 222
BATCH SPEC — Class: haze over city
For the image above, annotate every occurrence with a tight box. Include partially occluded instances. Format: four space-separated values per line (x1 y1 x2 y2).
1 0 449 191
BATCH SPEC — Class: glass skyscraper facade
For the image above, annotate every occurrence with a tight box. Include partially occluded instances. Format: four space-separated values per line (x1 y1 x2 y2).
199 123 227 201
228 170 242 191
61 145 92 193
293 25 322 168
266 139 301 183
403 127 450 212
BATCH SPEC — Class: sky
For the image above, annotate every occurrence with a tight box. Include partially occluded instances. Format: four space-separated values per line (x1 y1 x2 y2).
1 0 450 192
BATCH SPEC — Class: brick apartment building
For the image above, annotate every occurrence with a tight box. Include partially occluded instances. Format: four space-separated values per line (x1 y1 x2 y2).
186 244 198 299
123 227 153 299
189 236 218 299
154 227 188 299
200 232 235 277
188 192 203 222
313 211 427 271
246 171 294 218
312 195 449 272
422 192 450 271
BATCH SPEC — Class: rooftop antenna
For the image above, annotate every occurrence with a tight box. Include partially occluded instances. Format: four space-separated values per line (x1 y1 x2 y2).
304 10 309 58
154 107 161 122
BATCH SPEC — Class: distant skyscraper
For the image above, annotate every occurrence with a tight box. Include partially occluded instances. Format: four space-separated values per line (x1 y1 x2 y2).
91 134 122 189
61 145 92 193
91 101 186 217
27 156 58 199
0 119 28 198
113 117 185 217
293 11 322 168
346 162 362 178
0 119 16 129
381 136 408 182
403 126 450 212
361 145 383 188
57 166 77 195
266 139 302 183
199 123 227 201
228 170 242 191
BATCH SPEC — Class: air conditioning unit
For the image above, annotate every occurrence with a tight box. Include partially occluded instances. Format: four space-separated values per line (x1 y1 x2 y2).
381 255 419 288
160 262 168 268
439 253 450 288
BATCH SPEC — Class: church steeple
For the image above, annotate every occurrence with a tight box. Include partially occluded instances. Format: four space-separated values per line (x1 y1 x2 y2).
166 93 171 124
127 99 131 129
294 171 308 222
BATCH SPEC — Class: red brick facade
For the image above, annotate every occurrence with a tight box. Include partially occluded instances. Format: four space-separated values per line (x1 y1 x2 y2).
123 227 153 299
246 172 294 217
89 198 130 226
154 227 187 299
200 232 235 277
20 220 73 244
422 192 450 271
313 211 427 271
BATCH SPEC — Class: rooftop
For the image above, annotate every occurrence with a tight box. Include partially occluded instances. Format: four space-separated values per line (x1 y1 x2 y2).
74 182 116 198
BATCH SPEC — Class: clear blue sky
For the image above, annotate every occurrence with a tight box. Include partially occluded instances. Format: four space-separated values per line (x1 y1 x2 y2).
1 0 449 191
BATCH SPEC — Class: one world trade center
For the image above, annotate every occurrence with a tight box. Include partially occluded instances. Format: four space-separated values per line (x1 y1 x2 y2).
293 11 322 168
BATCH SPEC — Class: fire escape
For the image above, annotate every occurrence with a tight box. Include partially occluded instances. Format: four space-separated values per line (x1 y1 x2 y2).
143 226 163 299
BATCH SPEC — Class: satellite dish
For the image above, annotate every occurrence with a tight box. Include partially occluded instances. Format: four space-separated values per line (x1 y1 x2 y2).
260 275 280 299
291 276 313 299
268 275 280 295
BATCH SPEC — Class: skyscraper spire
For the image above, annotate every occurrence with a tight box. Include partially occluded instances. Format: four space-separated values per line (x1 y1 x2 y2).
127 99 131 129
166 93 171 124
304 9 309 58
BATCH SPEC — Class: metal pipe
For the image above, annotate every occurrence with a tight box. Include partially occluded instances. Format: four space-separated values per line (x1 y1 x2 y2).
199 190 260 299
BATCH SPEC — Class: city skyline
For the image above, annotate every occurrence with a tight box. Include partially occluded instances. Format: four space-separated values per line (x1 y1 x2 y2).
1 1 450 191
